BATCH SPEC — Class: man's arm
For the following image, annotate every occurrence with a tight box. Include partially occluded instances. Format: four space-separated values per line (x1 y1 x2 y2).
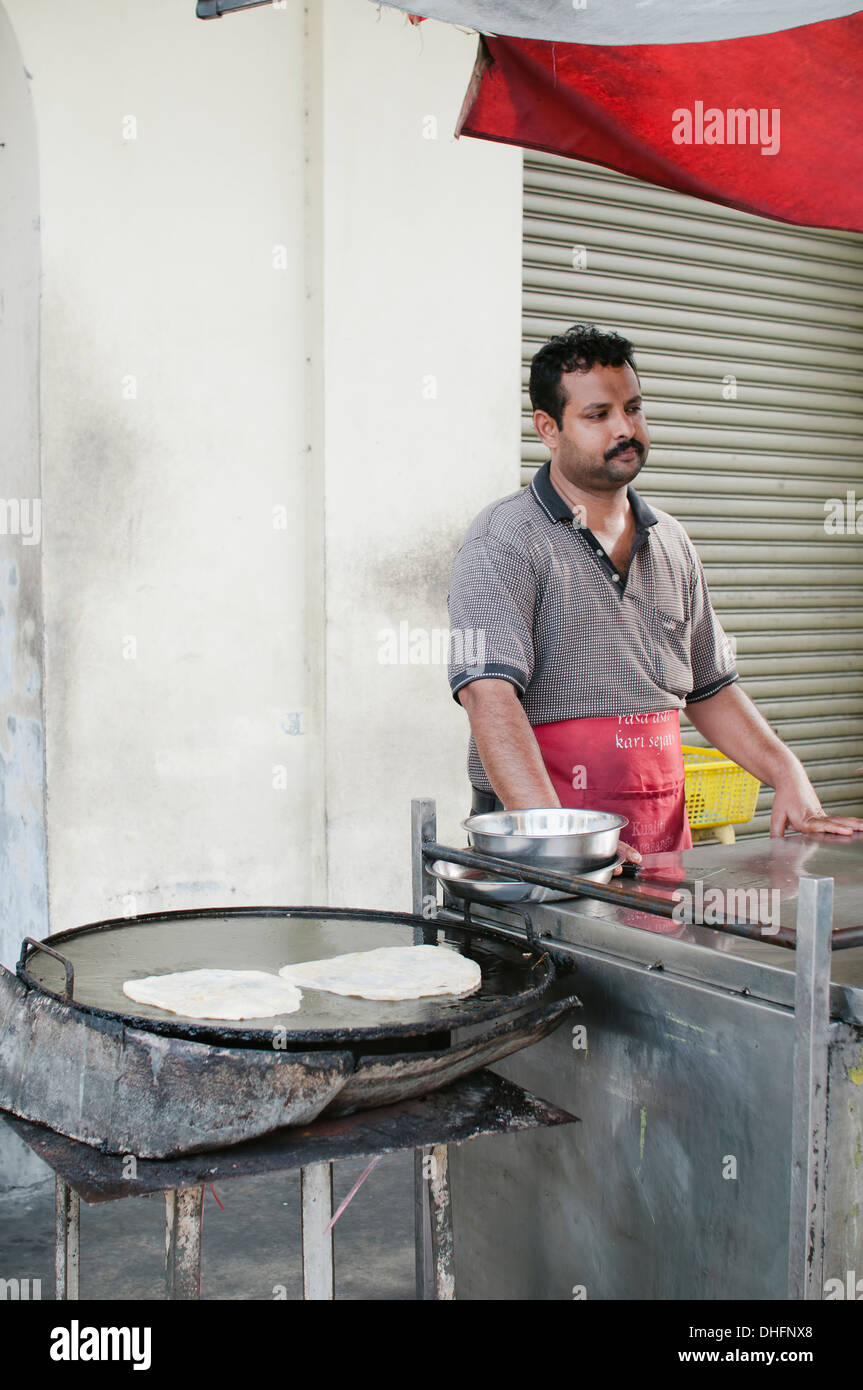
458 678 560 810
458 679 642 866
685 682 863 837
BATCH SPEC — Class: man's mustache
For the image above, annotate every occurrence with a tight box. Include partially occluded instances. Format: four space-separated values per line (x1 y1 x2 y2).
605 439 644 461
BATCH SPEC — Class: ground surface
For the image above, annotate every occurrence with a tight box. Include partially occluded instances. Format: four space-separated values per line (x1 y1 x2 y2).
0 1135 415 1301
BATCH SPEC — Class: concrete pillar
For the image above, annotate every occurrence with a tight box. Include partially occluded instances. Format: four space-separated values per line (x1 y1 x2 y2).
0 2 49 1189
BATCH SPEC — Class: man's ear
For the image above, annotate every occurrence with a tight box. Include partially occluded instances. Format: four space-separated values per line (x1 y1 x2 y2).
533 409 559 450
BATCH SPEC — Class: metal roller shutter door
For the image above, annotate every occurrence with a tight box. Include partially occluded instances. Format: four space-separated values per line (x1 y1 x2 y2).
523 155 863 835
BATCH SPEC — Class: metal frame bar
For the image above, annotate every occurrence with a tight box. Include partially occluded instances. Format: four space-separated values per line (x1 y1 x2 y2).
787 874 834 1301
411 798 438 941
424 841 863 950
300 1163 335 1299
55 1176 80 1300
428 1143 455 1300
424 841 682 917
411 798 439 1300
196 0 271 17
164 1186 204 1300
19 936 75 1000
49 1147 455 1303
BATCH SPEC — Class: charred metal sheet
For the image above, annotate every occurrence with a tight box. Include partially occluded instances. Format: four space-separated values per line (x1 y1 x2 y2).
1 1070 577 1205
0 967 353 1158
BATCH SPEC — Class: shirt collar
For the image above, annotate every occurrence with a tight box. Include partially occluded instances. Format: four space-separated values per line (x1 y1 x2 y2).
529 459 659 530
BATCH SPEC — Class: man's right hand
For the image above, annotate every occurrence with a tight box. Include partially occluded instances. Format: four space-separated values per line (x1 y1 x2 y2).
614 840 642 873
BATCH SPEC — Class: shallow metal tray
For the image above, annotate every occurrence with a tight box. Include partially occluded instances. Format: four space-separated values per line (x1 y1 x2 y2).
430 856 624 905
17 906 555 1047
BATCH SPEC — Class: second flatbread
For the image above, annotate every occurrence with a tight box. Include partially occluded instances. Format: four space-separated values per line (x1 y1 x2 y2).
278 945 481 1001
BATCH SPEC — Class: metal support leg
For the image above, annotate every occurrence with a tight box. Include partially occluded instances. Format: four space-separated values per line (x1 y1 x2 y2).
411 797 438 938
301 1163 334 1299
414 1148 434 1300
55 1176 80 1301
411 798 437 1300
788 874 833 1301
428 1143 455 1300
164 1186 204 1300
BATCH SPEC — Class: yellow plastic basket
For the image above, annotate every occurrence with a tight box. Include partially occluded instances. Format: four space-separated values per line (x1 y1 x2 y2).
681 745 760 829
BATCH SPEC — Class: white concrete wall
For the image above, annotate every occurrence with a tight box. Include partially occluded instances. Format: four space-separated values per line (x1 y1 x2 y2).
321 2 523 907
0 0 522 940
0 3 47 974
5 0 321 931
0 2 50 1190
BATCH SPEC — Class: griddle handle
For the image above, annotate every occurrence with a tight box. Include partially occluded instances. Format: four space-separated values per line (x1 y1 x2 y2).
17 936 75 1003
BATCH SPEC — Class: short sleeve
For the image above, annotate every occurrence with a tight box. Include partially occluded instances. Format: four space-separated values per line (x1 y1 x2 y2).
686 545 739 704
447 535 537 702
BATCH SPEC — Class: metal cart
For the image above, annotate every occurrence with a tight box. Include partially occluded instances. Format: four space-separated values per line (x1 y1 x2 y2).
415 801 863 1300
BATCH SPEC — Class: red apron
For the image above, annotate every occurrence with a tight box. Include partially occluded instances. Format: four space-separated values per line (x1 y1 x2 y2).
532 710 692 856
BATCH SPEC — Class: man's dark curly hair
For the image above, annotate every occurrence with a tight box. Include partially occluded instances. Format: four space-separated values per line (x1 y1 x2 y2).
529 324 639 429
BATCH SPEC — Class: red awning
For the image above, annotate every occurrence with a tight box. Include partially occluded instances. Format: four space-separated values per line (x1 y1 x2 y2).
387 3 863 232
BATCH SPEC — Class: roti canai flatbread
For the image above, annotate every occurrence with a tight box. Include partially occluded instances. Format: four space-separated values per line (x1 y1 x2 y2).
278 945 481 1001
122 968 303 1020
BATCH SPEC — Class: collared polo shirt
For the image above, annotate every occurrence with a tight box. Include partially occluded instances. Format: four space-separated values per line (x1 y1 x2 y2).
447 461 738 794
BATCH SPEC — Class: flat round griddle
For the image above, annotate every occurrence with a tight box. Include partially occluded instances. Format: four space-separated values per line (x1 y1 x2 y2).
18 906 555 1047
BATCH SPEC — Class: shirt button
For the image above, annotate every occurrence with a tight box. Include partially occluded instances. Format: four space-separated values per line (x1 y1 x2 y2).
596 549 604 557
612 574 620 582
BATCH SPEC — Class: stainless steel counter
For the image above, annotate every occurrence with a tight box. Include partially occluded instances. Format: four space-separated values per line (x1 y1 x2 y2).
468 834 863 1022
436 832 863 1300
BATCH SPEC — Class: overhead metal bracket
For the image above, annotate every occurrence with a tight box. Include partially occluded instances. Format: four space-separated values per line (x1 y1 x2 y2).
196 0 273 19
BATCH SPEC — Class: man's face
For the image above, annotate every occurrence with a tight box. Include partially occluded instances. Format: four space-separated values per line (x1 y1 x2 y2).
542 362 649 490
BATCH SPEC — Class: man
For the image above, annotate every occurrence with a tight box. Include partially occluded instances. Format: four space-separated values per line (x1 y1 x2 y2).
447 324 863 860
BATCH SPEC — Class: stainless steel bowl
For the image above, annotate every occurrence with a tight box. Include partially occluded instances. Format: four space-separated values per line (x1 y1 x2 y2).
461 807 628 873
